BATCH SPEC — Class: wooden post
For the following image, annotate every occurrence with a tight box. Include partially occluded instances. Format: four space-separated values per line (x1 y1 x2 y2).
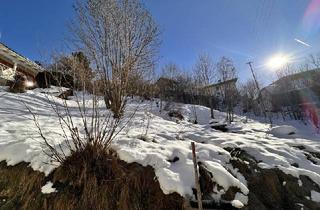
191 142 203 210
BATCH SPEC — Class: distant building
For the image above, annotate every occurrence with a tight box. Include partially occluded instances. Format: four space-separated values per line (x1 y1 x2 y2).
155 77 178 99
260 69 320 112
200 78 238 98
154 76 239 111
0 42 42 85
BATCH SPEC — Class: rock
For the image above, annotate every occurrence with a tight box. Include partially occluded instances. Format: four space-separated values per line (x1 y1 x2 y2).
194 162 242 210
168 110 184 120
167 156 180 163
57 89 73 100
211 123 229 132
198 163 214 198
8 73 27 93
228 148 320 210
269 125 297 137
210 120 229 132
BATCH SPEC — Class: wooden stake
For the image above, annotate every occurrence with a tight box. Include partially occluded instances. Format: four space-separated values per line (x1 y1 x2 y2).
191 142 203 210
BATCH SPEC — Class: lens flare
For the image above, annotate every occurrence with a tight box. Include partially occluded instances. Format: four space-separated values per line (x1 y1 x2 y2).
302 0 320 35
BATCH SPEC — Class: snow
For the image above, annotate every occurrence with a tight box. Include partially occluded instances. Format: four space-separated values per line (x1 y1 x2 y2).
269 125 297 137
311 190 320 203
32 86 70 97
234 192 248 205
231 199 244 208
204 161 249 195
0 87 320 204
41 181 57 194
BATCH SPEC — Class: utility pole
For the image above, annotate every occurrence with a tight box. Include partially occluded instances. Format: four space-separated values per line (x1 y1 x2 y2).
246 61 273 126
246 62 260 91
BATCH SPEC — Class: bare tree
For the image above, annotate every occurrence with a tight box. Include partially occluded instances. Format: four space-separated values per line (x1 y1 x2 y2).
156 63 181 111
216 57 238 123
309 53 320 69
193 53 216 118
194 53 215 86
70 0 160 118
240 79 257 113
298 59 310 73
161 62 180 80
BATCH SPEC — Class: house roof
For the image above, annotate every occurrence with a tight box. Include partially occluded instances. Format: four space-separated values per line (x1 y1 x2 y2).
275 69 319 84
261 69 320 94
0 42 43 76
202 78 238 89
156 77 178 86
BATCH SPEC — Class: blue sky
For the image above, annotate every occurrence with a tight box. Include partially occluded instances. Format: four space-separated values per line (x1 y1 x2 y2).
0 0 319 85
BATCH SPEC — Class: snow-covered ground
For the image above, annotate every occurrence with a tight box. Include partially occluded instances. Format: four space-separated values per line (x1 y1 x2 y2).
0 86 320 207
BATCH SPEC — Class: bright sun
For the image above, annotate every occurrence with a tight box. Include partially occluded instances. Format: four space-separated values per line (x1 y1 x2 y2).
267 54 289 70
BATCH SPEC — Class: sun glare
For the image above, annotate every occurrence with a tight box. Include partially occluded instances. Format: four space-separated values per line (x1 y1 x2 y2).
25 81 34 88
267 54 290 70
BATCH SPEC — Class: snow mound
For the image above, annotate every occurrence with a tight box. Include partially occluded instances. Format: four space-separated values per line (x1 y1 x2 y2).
41 181 57 194
231 199 244 208
269 125 297 137
204 161 249 195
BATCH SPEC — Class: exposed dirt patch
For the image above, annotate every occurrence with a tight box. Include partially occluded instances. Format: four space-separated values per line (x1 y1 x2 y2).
0 145 187 210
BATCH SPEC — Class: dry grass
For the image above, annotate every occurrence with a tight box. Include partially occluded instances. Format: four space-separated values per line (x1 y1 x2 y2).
0 144 188 210
50 144 186 210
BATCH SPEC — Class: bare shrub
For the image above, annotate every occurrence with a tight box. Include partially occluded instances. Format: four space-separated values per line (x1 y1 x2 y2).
27 80 138 165
70 0 160 118
25 0 160 164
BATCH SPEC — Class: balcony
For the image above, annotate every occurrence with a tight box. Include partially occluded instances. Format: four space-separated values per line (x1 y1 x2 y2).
0 63 15 81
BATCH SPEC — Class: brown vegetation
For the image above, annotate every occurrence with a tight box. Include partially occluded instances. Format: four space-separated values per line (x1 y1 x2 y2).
70 0 160 118
0 145 187 210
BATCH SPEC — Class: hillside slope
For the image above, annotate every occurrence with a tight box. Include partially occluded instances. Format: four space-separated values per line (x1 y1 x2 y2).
0 87 320 209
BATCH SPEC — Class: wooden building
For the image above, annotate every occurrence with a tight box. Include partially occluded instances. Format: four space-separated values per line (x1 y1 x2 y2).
200 78 238 98
260 69 320 110
0 42 42 85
